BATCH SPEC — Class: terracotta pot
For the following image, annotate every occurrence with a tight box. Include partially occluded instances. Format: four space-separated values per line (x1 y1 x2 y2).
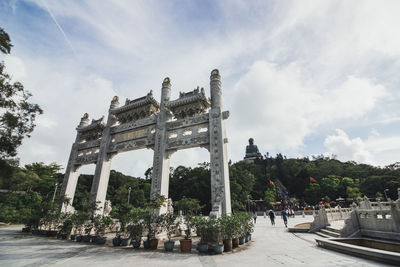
180 239 192 252
223 239 232 252
232 238 239 248
149 238 159 250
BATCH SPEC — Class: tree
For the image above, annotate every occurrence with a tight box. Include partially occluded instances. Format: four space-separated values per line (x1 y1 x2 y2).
0 27 42 158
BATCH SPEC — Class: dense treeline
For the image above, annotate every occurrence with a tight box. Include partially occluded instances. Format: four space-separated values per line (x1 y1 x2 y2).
1 154 400 223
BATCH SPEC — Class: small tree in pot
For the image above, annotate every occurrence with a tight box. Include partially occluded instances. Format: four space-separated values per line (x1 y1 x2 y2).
143 194 166 250
174 197 202 252
127 207 146 249
192 216 212 253
160 213 179 251
93 215 113 244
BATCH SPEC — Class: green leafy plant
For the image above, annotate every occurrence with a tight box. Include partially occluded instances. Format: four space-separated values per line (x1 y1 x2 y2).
160 213 179 242
93 215 113 237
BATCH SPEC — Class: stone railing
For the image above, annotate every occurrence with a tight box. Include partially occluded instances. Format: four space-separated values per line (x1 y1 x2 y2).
309 205 352 232
341 195 400 241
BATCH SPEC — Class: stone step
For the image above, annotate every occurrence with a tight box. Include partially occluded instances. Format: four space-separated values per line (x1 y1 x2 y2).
325 226 341 234
320 229 340 238
315 232 331 239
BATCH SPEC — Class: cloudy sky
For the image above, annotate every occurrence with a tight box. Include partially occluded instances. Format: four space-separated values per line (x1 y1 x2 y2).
1 0 400 177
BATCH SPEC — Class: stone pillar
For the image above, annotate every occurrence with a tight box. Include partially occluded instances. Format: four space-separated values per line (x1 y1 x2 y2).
209 69 232 218
150 78 171 215
60 114 89 213
89 97 119 215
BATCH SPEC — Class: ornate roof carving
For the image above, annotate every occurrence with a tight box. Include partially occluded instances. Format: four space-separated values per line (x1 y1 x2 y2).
166 87 210 119
76 116 106 141
110 91 160 123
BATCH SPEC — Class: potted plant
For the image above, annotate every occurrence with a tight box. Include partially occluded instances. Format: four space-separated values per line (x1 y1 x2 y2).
192 216 210 253
243 213 254 242
82 220 94 242
114 203 133 246
161 213 179 251
237 213 247 245
57 213 73 240
93 215 113 245
142 194 166 250
70 211 86 241
174 197 202 253
143 213 162 249
220 214 238 252
210 218 224 254
127 207 145 249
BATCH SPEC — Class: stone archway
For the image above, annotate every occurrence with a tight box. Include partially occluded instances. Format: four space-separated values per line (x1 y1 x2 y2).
60 69 231 217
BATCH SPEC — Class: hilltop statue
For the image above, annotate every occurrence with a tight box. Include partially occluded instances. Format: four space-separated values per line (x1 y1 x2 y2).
244 138 262 159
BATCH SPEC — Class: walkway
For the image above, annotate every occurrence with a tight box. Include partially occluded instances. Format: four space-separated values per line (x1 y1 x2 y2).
0 215 390 267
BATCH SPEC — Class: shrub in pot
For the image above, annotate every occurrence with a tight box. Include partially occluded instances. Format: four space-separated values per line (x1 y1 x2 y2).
127 207 146 249
93 215 113 245
83 220 94 242
58 213 73 240
243 212 254 242
220 214 239 252
174 197 203 253
160 213 179 252
206 218 223 254
71 211 87 242
114 203 134 246
143 195 166 250
192 216 211 253
143 213 162 249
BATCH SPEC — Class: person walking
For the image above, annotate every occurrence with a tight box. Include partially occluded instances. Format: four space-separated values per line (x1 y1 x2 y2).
281 209 288 227
268 209 275 225
252 211 257 224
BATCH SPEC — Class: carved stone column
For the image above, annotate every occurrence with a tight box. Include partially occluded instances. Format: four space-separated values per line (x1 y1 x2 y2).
150 78 171 215
209 69 232 218
60 114 89 213
90 97 119 215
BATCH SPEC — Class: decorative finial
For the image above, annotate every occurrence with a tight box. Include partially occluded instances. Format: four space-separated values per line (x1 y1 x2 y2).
163 77 170 83
83 113 89 119
211 69 219 76
112 96 119 102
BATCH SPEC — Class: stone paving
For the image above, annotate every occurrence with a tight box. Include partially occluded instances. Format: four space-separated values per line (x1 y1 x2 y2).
0 215 391 267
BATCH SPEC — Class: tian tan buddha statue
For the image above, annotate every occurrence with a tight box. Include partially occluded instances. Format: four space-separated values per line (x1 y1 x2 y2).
244 138 262 159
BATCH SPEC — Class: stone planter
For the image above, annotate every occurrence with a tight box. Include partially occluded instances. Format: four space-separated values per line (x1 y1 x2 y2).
70 234 76 241
96 236 107 245
112 237 121 246
232 238 239 248
47 230 58 237
223 239 232 252
120 237 131 246
180 239 192 252
82 235 92 242
131 240 141 249
213 244 224 254
239 236 245 245
148 239 159 250
247 234 251 241
164 240 175 252
143 240 150 249
197 243 208 253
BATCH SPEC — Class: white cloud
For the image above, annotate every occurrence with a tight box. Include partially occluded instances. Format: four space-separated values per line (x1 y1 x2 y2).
4 55 26 81
228 61 387 160
324 129 372 163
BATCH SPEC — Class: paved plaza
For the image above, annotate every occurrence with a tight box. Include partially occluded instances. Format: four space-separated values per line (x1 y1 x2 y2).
0 215 390 267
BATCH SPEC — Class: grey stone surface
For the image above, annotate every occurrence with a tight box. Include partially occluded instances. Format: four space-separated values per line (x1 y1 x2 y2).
0 216 389 267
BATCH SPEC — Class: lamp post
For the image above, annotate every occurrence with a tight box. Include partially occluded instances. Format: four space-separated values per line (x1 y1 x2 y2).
384 189 389 201
52 182 59 203
127 186 132 204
